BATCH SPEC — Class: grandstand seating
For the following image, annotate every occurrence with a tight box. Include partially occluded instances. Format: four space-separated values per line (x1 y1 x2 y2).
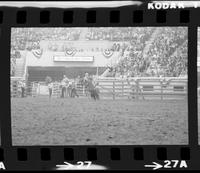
11 27 188 80
14 56 26 77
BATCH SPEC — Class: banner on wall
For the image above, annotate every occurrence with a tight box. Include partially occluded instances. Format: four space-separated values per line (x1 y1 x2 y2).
102 49 114 58
65 48 77 56
32 49 43 59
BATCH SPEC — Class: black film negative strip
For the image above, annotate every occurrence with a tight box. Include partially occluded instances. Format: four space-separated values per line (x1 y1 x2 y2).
0 0 200 171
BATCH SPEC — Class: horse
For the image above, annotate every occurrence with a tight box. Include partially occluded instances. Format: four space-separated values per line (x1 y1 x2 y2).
83 78 100 100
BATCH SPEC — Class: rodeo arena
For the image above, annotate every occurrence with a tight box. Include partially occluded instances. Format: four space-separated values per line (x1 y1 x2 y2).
11 27 188 145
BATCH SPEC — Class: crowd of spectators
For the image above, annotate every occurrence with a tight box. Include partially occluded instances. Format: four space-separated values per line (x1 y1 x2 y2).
147 27 187 65
10 50 21 76
85 27 155 42
11 27 155 51
112 27 187 77
11 28 82 51
11 27 188 78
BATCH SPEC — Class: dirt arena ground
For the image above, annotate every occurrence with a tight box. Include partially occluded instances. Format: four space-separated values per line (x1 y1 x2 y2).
11 97 188 145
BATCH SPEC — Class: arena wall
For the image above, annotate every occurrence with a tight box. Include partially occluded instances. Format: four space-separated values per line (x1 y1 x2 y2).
25 40 128 67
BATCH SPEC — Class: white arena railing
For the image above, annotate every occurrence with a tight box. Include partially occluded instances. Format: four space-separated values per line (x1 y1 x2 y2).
96 77 187 100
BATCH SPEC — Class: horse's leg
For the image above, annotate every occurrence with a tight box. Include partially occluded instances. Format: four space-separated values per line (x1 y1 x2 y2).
70 88 72 97
90 90 94 100
67 88 70 97
72 88 76 98
66 88 68 97
68 88 71 97
74 89 79 97
92 91 96 100
96 92 100 100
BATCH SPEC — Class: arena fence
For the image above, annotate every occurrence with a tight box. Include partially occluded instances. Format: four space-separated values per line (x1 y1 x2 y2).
97 77 187 100
10 77 187 100
10 77 23 97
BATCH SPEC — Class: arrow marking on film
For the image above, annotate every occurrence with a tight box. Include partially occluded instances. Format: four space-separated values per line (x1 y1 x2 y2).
144 162 163 170
56 162 74 169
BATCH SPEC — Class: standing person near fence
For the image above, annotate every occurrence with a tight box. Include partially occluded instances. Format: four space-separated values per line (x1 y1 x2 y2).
126 77 137 100
126 77 145 100
61 75 69 98
87 77 100 100
45 76 52 84
19 80 26 98
71 79 79 98
83 73 89 82
83 73 90 96
48 82 53 98
93 79 100 100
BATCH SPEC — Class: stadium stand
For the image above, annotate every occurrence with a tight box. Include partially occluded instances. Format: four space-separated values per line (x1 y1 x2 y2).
11 27 187 79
